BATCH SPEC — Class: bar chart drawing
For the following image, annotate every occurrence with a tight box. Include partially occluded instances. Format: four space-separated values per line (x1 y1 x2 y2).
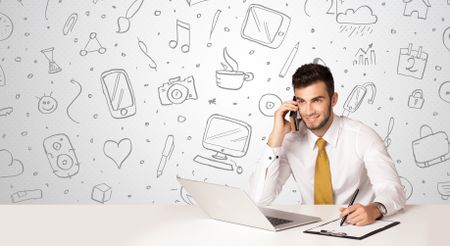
353 43 376 66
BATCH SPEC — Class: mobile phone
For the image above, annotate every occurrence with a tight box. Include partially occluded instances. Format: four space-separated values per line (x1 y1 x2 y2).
289 96 301 132
100 68 136 119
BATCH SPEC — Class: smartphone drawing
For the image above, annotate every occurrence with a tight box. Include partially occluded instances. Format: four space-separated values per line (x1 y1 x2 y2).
289 96 302 132
240 4 291 49
100 68 136 119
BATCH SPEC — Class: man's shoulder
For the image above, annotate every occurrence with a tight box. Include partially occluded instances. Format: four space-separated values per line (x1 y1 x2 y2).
339 115 382 140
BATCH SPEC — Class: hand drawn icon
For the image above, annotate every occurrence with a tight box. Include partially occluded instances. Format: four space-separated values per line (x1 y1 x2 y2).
0 106 13 116
353 43 376 66
403 0 431 20
193 114 252 173
186 0 208 6
137 38 157 70
400 176 413 200
157 135 174 178
241 4 291 49
341 82 376 116
0 149 24 178
304 0 335 17
279 42 299 78
439 81 450 103
383 117 395 148
443 27 450 52
259 94 282 117
36 92 58 114
180 186 194 205
336 5 377 24
437 181 450 200
408 89 425 109
332 2 377 37
117 0 144 33
216 47 254 90
103 138 132 169
397 43 428 80
80 32 106 56
67 79 82 124
41 47 62 74
100 68 136 119
44 0 50 20
16 0 24 7
43 133 80 178
11 189 42 203
313 57 326 66
169 20 190 53
412 125 450 168
0 12 13 41
91 183 112 203
62 13 78 35
0 64 5 86
209 9 222 40
158 75 198 105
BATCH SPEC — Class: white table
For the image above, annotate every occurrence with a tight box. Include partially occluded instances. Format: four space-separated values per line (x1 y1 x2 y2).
0 204 447 246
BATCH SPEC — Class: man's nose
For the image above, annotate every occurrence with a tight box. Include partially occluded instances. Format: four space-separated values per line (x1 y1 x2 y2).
302 102 314 116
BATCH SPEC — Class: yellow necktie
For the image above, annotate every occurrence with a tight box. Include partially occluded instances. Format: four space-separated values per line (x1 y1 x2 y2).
314 138 334 204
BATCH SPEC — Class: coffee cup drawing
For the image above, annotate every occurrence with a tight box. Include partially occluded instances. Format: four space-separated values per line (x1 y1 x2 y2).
216 47 254 90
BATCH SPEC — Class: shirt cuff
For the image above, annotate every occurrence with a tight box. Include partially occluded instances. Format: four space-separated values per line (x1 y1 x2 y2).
260 144 281 169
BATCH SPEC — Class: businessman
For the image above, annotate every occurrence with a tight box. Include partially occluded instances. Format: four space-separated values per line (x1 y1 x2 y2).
249 64 406 226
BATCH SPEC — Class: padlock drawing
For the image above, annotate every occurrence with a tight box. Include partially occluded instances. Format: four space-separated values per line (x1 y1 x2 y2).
408 89 425 109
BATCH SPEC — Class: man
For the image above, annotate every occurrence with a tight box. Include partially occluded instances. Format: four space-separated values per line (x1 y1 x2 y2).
248 64 405 226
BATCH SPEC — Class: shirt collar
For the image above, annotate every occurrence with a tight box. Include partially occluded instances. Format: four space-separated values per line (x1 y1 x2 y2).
305 113 341 150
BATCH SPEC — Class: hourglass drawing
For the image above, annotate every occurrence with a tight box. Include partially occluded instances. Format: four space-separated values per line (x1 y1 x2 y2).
41 47 62 74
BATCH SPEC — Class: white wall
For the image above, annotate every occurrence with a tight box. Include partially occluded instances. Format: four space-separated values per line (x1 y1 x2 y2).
1 0 449 204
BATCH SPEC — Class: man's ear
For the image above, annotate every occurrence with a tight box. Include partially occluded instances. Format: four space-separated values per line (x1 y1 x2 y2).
331 92 338 107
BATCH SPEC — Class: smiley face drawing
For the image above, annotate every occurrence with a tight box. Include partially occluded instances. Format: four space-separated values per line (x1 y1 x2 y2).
37 92 58 114
443 27 450 52
0 13 13 41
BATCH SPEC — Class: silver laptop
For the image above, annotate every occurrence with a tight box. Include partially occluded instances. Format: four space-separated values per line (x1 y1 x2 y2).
177 177 321 231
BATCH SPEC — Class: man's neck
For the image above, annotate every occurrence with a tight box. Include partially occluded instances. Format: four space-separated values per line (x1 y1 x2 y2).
311 113 335 137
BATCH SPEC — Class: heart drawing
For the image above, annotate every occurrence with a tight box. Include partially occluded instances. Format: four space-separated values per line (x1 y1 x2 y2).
103 138 132 169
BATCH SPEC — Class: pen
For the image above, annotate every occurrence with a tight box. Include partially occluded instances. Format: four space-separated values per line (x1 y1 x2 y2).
157 135 175 178
340 188 359 226
279 42 299 78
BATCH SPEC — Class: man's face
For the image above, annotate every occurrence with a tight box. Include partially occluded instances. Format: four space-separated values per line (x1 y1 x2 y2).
294 81 337 131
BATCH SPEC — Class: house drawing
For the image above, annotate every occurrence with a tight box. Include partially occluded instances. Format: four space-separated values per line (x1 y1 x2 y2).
403 0 431 20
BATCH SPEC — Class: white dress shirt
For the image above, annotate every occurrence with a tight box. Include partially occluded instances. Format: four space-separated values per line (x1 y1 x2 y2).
248 114 406 216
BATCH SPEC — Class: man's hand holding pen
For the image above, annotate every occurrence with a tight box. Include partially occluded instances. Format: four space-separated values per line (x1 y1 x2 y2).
339 203 382 226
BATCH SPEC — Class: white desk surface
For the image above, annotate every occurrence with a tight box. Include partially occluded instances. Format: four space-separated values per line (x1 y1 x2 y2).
0 204 447 246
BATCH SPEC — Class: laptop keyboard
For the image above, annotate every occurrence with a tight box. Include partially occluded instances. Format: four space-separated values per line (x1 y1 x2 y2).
265 216 293 226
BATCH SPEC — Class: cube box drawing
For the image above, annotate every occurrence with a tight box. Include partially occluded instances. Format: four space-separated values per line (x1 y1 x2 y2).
91 183 112 203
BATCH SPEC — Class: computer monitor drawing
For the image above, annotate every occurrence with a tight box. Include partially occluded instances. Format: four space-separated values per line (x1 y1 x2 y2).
194 114 252 172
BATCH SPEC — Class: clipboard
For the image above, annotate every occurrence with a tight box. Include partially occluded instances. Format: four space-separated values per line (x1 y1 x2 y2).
303 218 400 240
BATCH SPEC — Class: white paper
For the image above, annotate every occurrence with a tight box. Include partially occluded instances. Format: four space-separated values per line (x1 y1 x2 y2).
306 218 397 238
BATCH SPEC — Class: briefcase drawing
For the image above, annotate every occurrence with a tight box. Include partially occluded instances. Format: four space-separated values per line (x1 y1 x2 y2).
412 125 450 168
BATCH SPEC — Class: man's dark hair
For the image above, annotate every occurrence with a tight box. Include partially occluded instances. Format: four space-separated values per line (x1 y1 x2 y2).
292 63 334 97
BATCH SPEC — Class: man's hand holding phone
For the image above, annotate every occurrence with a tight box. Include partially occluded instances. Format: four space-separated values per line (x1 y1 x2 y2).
268 96 301 148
